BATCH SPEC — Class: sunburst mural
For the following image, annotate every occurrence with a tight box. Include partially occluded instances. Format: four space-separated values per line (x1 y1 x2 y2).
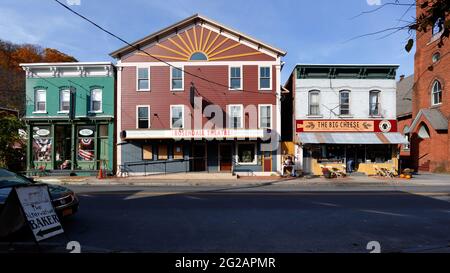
135 26 264 61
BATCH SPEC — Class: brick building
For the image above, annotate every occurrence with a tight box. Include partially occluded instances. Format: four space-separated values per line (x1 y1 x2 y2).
110 14 286 176
407 2 450 172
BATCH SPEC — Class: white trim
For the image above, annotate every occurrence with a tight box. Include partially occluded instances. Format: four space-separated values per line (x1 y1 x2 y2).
170 66 184 91
123 129 265 140
117 61 278 67
275 62 282 173
136 105 151 129
136 66 151 91
258 65 272 90
59 89 71 112
170 105 185 129
90 88 103 113
308 90 321 116
228 104 244 129
32 111 48 114
228 65 243 91
258 104 273 129
116 66 123 168
236 142 257 165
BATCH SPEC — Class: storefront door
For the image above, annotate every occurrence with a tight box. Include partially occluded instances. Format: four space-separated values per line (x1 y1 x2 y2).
192 144 206 172
219 144 232 172
263 151 272 172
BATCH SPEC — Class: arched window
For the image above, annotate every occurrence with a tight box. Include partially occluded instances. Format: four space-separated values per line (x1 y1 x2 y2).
432 17 444 36
339 90 350 115
190 52 208 61
418 123 430 139
402 125 410 150
308 90 320 115
431 80 442 105
369 90 380 116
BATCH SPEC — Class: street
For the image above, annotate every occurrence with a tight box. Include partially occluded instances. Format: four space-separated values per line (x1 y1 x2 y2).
5 181 449 253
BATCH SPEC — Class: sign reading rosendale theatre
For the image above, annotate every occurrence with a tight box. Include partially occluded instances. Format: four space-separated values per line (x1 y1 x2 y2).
296 120 397 133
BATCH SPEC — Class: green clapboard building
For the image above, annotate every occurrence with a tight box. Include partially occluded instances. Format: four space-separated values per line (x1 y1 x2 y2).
20 62 115 176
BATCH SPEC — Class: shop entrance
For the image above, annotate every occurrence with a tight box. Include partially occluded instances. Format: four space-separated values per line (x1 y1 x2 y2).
55 125 72 170
219 144 232 172
263 151 272 172
192 144 206 172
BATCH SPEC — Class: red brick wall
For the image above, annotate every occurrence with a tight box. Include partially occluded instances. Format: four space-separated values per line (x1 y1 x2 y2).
411 1 450 172
120 64 277 130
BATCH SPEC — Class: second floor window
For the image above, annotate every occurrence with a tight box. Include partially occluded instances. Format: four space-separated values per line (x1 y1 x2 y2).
137 67 150 91
339 90 350 115
137 106 150 129
34 89 46 112
259 66 271 90
432 80 442 105
369 90 380 116
171 105 184 129
229 67 242 90
259 105 272 129
432 17 444 36
60 89 70 112
308 90 320 115
90 89 102 112
171 67 184 90
228 105 243 129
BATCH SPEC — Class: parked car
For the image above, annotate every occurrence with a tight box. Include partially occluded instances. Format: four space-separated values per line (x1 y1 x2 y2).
0 168 79 218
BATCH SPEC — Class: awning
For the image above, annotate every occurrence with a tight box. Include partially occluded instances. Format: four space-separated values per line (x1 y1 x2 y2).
297 132 408 144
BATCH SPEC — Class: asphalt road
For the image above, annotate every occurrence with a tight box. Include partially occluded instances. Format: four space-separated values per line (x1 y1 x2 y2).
4 183 450 253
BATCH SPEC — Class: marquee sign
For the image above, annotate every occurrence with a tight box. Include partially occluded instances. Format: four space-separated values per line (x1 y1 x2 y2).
296 120 397 133
122 129 266 140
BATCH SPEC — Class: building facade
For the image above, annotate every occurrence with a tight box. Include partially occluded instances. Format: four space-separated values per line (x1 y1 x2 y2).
285 64 407 176
396 74 414 169
407 2 450 172
21 62 116 175
111 14 286 176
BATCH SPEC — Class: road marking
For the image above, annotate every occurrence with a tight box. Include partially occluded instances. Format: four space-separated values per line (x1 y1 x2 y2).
359 209 411 217
123 192 180 200
310 201 341 207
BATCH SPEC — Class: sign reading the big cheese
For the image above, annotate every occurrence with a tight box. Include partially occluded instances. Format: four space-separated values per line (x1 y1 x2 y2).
296 120 397 133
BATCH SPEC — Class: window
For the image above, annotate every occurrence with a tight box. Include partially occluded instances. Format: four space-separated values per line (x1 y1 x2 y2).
137 67 150 91
32 126 52 161
77 126 95 161
171 67 184 90
259 105 272 129
228 105 243 129
259 66 271 90
143 145 153 160
170 105 184 129
158 144 168 160
173 144 183 159
90 88 102 112
190 52 207 61
59 89 70 112
432 52 441 63
432 80 442 105
402 125 410 151
34 89 46 112
229 66 242 90
369 90 380 116
237 143 256 164
137 106 150 129
432 17 444 36
308 90 320 115
339 90 350 115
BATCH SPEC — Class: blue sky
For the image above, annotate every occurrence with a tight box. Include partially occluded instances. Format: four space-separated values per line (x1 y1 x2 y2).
0 0 416 82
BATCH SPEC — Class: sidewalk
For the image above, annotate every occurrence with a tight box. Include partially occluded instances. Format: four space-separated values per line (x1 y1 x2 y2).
34 172 450 187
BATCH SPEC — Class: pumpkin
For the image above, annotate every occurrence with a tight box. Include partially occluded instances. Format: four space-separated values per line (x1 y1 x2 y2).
405 175 411 179
400 174 405 178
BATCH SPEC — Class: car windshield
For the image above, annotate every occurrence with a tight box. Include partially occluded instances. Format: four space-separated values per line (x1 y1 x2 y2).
0 168 32 188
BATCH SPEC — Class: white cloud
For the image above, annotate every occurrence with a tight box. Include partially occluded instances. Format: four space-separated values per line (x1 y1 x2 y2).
367 0 382 5
67 0 81 6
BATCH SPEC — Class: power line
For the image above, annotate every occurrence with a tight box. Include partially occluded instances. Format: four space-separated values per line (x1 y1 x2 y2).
53 0 278 98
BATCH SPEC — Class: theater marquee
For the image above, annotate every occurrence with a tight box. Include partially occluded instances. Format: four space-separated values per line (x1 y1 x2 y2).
296 120 397 133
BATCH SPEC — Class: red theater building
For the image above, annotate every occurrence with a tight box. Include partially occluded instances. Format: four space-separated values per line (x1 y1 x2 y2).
110 14 286 176
407 2 450 172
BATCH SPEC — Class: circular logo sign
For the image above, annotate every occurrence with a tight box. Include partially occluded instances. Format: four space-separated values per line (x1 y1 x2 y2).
79 129 94 136
379 120 392 132
36 129 50 137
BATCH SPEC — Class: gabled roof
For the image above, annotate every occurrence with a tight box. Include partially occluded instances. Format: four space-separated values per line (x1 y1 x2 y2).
109 14 286 59
396 75 414 117
407 108 448 133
